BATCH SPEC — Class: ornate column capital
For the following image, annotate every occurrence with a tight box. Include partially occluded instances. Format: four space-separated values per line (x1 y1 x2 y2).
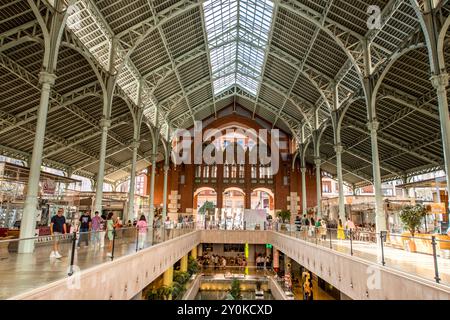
300 167 306 173
99 118 111 129
314 158 321 166
163 165 170 172
130 140 140 149
431 73 449 91
334 143 344 154
38 71 57 86
367 120 379 132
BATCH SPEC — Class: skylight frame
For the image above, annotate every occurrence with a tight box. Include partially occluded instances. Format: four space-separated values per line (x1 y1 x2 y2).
203 0 274 96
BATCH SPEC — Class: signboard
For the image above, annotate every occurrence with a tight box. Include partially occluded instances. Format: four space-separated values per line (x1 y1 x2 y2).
42 178 56 194
430 203 446 214
243 209 266 226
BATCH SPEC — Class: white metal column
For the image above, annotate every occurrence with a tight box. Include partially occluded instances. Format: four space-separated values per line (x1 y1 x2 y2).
162 164 169 221
94 118 111 213
127 140 140 222
314 158 322 219
368 121 387 232
148 156 156 227
335 144 346 222
431 73 450 217
19 72 57 253
300 167 307 215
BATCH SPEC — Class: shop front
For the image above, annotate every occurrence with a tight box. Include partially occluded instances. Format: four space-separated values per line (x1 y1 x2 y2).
0 162 82 239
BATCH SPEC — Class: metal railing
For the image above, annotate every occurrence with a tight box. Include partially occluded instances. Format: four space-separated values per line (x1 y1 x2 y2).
0 221 196 299
274 223 450 286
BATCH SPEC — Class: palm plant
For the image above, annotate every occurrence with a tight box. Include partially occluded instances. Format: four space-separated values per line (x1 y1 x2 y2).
229 279 242 300
198 201 215 220
188 256 199 276
277 209 291 223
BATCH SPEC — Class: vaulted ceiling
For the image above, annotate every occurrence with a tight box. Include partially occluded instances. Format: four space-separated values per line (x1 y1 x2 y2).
0 0 449 186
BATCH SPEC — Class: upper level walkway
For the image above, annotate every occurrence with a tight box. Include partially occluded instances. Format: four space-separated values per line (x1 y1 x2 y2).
1 222 450 299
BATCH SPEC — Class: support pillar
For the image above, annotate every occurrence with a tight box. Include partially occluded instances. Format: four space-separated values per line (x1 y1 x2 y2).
148 155 156 227
197 244 203 257
127 140 140 222
180 255 188 272
162 266 173 300
19 72 57 253
367 121 386 233
431 73 450 218
94 117 111 213
273 247 279 272
162 165 169 221
300 167 307 215
314 158 322 219
191 245 197 260
335 144 346 222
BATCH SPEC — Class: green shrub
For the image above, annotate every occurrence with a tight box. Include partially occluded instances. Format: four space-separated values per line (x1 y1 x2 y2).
399 204 426 237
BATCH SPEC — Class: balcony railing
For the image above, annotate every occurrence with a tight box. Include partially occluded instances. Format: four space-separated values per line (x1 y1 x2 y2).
0 222 196 299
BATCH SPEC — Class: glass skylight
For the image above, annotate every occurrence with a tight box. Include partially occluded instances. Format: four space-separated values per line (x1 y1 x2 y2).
203 0 274 96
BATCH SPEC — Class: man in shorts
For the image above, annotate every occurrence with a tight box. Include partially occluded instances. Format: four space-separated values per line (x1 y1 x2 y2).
50 208 67 259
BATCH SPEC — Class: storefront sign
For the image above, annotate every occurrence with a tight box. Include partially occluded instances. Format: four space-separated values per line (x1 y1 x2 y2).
42 178 56 194
430 203 445 214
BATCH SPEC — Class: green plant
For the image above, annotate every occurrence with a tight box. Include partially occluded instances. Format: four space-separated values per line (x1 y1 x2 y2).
159 285 173 300
198 201 215 219
228 279 242 300
188 256 200 276
399 204 426 237
171 281 186 300
277 209 291 223
146 285 173 300
173 271 190 285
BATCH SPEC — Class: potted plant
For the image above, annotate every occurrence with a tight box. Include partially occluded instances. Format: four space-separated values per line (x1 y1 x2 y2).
277 209 291 230
198 201 216 222
399 204 426 252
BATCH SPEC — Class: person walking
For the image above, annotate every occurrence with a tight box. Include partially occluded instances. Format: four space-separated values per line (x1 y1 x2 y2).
337 219 345 241
106 212 115 257
91 211 103 248
136 215 148 250
50 208 67 259
320 219 327 241
345 217 356 240
78 211 92 248
308 217 315 238
164 216 172 240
